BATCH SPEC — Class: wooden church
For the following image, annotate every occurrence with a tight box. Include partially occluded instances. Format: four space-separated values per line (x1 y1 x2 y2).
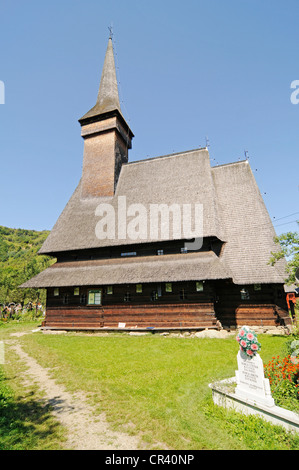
22 38 290 330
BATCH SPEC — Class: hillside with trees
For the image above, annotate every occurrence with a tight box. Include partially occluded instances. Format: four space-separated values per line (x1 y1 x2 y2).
0 226 55 308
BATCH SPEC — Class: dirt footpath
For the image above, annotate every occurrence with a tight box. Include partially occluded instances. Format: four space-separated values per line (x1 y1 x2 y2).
7 333 144 450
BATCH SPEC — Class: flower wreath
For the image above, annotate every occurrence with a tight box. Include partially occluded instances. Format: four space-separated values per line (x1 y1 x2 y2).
236 325 261 357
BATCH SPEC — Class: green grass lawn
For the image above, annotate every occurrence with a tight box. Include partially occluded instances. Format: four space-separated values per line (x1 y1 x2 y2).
0 323 66 450
1 322 299 450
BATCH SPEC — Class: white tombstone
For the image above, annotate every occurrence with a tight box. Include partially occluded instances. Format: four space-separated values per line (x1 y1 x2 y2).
235 349 275 407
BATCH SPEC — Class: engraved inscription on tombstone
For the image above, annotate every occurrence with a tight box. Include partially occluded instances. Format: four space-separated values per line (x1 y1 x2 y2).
235 349 275 407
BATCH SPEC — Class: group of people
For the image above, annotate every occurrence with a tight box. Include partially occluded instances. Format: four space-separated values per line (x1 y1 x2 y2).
0 302 44 319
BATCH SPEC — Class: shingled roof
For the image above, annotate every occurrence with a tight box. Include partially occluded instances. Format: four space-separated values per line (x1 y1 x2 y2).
23 149 286 288
38 148 225 254
22 251 231 288
79 38 122 121
211 160 286 284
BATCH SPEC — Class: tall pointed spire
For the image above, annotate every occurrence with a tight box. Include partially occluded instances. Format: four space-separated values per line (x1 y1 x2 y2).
79 36 134 199
80 38 121 120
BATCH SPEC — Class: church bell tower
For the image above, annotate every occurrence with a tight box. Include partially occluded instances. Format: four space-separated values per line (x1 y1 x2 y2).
79 37 134 199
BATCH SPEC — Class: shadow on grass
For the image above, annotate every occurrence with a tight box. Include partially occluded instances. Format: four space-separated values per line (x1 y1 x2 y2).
0 389 64 450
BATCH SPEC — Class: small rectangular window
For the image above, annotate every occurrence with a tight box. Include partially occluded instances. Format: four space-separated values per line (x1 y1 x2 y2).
157 250 164 255
240 288 250 300
121 252 137 257
151 291 158 301
124 292 131 302
54 288 59 296
181 247 188 253
80 294 87 304
74 287 80 296
107 286 113 295
88 290 102 305
157 284 162 297
196 281 203 292
254 284 261 291
136 284 142 293
180 289 187 300
165 283 172 293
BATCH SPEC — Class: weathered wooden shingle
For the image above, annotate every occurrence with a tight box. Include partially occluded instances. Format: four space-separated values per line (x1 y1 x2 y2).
39 148 225 253
212 160 286 284
79 38 122 121
21 251 231 287
25 149 287 288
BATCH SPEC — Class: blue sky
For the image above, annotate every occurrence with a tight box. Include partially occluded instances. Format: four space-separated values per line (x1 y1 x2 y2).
0 0 298 235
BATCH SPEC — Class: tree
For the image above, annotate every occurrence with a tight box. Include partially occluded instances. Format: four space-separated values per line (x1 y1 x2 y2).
269 223 299 284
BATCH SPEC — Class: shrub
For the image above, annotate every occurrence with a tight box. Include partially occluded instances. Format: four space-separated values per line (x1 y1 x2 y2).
264 355 299 411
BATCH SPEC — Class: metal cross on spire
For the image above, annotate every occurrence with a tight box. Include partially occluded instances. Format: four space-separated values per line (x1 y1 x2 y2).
108 24 113 40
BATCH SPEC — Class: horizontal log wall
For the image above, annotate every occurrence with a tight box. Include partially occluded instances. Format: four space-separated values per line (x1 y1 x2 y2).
44 303 217 329
215 282 290 327
44 281 290 329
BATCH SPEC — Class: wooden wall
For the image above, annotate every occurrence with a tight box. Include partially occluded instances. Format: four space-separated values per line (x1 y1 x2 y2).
53 237 223 262
44 303 217 329
43 280 290 330
214 281 291 327
44 281 217 329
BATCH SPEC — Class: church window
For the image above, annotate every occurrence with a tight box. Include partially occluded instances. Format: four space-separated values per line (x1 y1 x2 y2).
196 281 203 292
151 291 158 301
240 288 250 300
180 289 187 300
121 252 137 257
88 290 102 305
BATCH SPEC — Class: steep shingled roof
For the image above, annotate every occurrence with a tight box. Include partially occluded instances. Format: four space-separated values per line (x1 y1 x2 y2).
21 251 231 288
25 150 286 287
211 160 286 284
79 38 122 121
38 148 225 254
